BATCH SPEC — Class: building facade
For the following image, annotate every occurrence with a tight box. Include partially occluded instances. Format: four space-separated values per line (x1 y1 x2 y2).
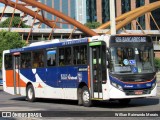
39 0 86 28
87 0 159 30
0 6 20 22
18 0 159 30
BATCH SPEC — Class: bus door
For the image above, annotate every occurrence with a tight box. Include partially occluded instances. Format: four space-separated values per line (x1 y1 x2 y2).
13 52 21 95
89 42 107 99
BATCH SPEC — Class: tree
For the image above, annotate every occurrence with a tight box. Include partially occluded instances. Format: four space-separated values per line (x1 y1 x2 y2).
154 58 160 71
0 30 27 67
0 17 30 28
84 22 102 29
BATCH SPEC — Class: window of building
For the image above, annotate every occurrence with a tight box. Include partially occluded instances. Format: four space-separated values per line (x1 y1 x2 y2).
136 0 145 30
21 52 31 69
4 54 13 69
122 0 131 29
86 0 97 22
32 50 44 68
102 0 110 23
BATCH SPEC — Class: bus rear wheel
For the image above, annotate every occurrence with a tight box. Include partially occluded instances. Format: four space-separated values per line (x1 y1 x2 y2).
81 86 92 107
26 84 36 102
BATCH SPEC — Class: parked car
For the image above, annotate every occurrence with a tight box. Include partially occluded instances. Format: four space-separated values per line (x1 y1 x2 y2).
0 70 3 86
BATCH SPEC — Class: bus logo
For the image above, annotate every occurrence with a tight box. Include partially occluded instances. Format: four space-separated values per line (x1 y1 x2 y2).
61 74 77 80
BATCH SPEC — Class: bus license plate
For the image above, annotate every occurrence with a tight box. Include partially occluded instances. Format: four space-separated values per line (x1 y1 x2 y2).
135 90 143 95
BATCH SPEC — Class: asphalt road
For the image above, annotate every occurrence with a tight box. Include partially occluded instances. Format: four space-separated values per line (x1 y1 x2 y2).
0 86 160 120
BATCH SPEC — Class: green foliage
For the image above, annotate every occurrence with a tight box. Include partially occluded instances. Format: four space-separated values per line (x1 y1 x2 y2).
84 22 102 29
0 31 27 67
154 58 160 71
0 17 30 28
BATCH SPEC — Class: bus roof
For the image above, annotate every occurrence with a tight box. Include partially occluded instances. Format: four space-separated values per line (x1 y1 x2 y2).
9 37 89 53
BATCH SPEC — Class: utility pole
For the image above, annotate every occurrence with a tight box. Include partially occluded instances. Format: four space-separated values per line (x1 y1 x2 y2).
110 0 116 35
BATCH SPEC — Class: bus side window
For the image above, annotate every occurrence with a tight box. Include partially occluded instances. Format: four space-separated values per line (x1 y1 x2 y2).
65 47 72 65
4 54 13 69
59 48 65 66
21 52 31 68
80 45 87 64
32 50 44 68
73 45 87 65
47 50 56 66
73 46 79 65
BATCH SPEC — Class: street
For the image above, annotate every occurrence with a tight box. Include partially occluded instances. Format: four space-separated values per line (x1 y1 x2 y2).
0 86 160 118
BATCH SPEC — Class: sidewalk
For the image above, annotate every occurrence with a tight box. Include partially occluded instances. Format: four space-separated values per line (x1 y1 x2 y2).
0 86 3 90
156 72 160 87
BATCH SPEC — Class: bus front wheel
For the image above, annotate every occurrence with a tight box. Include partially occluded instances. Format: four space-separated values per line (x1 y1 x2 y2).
26 84 36 102
81 86 92 107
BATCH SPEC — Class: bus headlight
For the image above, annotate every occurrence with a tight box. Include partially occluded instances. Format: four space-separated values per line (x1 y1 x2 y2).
152 82 156 89
111 81 123 91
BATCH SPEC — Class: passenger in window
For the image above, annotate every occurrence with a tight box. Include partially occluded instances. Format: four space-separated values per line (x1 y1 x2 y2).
21 60 26 68
59 55 64 66
117 48 123 65
142 52 149 62
38 53 44 67
33 57 39 68
142 52 151 69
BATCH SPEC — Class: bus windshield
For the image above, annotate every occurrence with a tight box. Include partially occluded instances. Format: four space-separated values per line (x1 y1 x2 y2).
110 46 155 74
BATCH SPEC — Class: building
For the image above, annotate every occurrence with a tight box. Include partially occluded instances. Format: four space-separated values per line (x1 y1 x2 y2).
18 1 40 28
87 0 160 30
0 6 21 22
39 0 86 29
18 0 160 30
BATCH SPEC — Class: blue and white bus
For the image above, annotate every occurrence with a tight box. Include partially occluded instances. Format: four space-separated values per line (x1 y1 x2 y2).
2 35 157 107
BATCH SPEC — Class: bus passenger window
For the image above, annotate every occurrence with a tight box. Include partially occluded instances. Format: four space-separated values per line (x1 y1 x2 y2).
65 47 72 65
4 54 13 69
32 50 44 68
59 48 65 66
73 45 87 65
47 50 56 66
21 52 31 68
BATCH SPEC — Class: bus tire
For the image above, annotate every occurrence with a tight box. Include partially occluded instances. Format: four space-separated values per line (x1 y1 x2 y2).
26 84 36 102
78 88 82 106
81 86 92 107
118 99 131 105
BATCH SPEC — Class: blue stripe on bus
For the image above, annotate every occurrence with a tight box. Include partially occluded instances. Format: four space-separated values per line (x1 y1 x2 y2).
20 65 88 88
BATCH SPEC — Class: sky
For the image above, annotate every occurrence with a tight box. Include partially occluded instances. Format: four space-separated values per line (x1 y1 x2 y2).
0 0 16 7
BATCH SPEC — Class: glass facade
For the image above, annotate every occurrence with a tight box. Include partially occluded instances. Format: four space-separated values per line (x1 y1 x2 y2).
62 1 68 28
39 0 76 28
38 0 155 30
86 0 97 22
70 0 76 19
102 0 110 23
150 0 160 30
46 0 52 24
136 0 145 30
122 0 131 29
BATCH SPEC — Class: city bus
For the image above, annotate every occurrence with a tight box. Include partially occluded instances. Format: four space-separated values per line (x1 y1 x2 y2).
2 34 157 107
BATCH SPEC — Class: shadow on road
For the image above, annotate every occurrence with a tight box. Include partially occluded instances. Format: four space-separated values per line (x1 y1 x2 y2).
10 96 159 109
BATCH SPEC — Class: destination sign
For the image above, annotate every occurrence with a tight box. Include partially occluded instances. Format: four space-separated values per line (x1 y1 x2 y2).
115 37 146 43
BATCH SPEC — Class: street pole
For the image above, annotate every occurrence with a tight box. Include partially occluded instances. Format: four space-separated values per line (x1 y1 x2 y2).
110 0 116 35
